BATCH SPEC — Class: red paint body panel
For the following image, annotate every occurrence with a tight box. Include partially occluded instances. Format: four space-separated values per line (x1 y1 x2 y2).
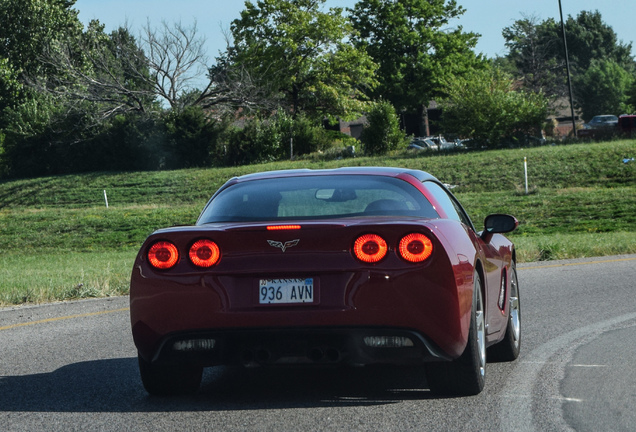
132 221 466 358
130 168 516 368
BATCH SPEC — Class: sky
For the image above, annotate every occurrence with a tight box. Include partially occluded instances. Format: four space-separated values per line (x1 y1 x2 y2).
74 0 636 61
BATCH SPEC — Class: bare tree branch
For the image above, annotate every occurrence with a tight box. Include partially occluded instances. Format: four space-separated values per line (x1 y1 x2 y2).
31 19 279 122
141 20 209 108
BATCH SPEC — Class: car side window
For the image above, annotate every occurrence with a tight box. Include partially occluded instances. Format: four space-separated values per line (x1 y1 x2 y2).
424 181 475 230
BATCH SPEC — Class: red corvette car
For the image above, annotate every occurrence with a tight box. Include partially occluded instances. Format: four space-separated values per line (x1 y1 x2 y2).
130 167 520 396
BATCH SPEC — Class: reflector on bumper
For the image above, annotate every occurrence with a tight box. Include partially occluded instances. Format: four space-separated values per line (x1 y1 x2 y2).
172 339 216 351
363 336 414 348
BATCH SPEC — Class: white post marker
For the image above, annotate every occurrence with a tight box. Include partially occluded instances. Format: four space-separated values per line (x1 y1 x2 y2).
524 157 528 195
104 189 109 208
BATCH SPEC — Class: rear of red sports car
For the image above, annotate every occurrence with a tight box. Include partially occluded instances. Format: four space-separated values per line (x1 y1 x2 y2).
130 168 519 395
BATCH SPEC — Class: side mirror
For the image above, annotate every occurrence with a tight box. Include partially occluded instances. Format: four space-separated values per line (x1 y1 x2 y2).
481 214 518 242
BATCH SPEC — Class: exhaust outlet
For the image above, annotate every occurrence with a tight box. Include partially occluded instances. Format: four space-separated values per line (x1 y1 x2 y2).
308 348 325 362
325 348 340 362
241 349 255 365
256 349 271 363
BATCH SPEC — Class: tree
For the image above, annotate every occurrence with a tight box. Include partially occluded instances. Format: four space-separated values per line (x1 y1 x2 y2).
225 0 378 120
349 0 483 135
37 21 158 120
0 0 95 177
502 15 566 98
503 10 635 117
140 20 209 110
164 106 225 168
39 19 210 116
558 11 633 73
440 68 549 148
506 10 634 76
575 59 634 120
0 0 83 82
0 0 85 126
361 100 408 155
0 58 23 118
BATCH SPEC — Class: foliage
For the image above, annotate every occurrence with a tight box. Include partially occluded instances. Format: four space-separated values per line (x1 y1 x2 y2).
574 59 634 120
47 19 213 113
97 113 167 171
440 67 550 148
82 23 156 114
502 15 566 98
1 99 172 177
226 0 377 120
349 0 483 134
502 10 635 116
361 100 408 155
558 11 634 73
219 117 285 166
164 106 226 169
40 20 179 117
505 10 634 76
0 0 84 81
0 1 160 177
1 93 60 177
0 0 88 152
285 114 333 156
0 58 23 116
217 111 332 166
139 20 209 110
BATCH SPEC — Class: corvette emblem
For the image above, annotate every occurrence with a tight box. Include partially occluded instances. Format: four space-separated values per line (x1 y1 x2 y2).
267 239 300 252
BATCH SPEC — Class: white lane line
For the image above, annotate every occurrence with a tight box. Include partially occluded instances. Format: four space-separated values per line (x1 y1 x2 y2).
498 312 636 432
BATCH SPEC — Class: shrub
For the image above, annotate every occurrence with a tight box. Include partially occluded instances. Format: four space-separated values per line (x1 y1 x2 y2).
361 100 408 155
441 68 549 148
215 112 334 166
163 107 226 169
98 113 167 171
217 117 284 166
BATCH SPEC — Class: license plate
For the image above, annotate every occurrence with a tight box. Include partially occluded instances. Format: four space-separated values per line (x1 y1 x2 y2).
259 278 314 304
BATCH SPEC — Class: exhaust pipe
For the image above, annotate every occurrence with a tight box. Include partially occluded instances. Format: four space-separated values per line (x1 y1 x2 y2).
256 349 271 363
308 348 324 362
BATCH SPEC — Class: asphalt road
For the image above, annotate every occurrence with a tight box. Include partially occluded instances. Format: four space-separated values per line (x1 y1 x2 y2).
1 254 635 431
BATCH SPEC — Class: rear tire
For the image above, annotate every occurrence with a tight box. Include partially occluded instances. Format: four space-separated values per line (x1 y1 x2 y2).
488 262 521 362
138 354 202 396
426 271 486 396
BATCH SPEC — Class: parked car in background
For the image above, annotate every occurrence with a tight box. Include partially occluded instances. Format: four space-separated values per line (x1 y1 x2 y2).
587 115 618 129
409 136 466 151
618 114 636 136
430 135 469 151
408 137 439 151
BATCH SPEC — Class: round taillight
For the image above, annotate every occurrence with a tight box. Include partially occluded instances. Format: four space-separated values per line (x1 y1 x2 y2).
399 233 433 263
354 234 388 263
148 241 179 269
189 239 221 268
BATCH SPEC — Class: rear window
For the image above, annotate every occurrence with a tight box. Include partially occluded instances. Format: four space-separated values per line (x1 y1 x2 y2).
198 175 439 223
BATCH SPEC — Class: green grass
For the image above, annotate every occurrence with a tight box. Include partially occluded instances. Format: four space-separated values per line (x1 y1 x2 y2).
1 139 635 306
0 250 134 305
513 232 636 262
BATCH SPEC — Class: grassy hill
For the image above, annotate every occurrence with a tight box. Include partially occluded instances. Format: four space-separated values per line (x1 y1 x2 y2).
1 140 635 306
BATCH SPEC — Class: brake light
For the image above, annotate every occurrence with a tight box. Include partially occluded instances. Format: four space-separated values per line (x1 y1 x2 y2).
353 234 388 263
148 241 179 269
189 239 221 267
267 225 301 230
399 233 433 263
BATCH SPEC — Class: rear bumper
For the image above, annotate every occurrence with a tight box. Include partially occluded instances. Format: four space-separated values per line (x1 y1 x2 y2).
130 247 472 362
142 326 453 368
